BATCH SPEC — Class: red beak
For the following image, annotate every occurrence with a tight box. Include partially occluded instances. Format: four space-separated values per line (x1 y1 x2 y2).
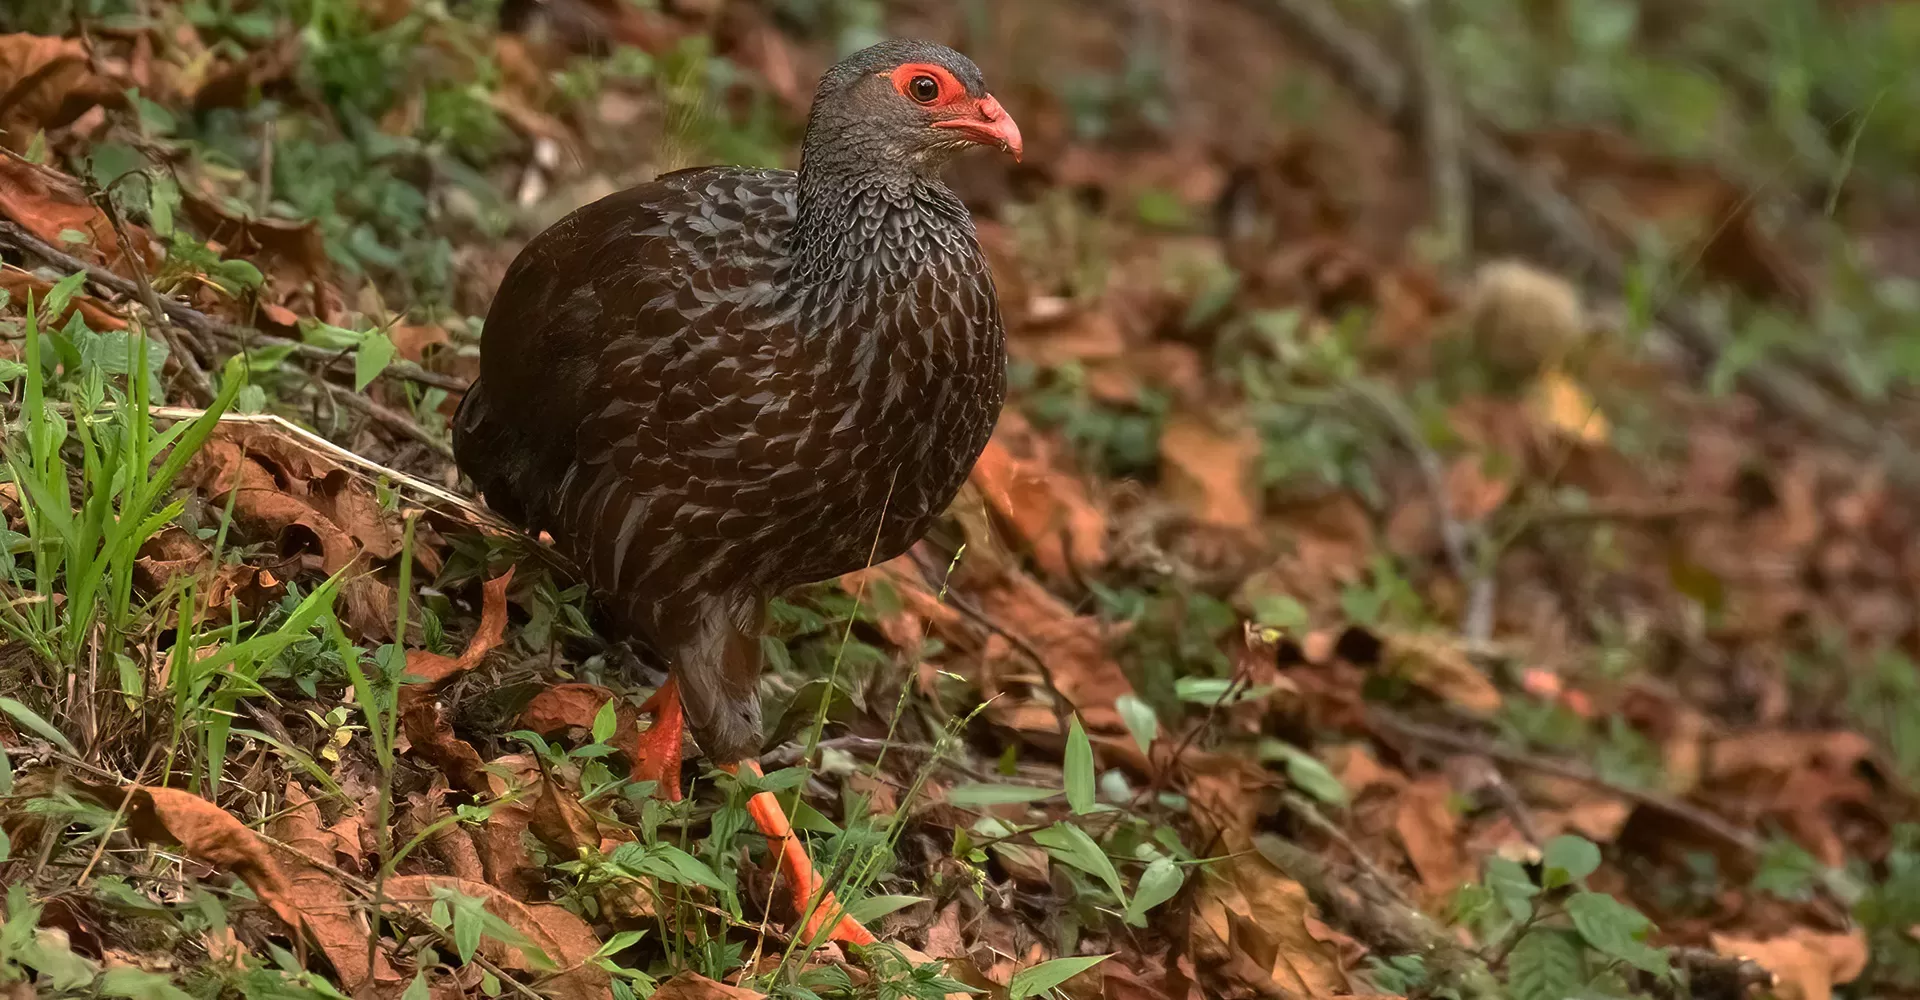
933 93 1024 162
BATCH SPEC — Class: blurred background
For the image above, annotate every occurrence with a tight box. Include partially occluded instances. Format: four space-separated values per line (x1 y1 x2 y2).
5 0 1920 998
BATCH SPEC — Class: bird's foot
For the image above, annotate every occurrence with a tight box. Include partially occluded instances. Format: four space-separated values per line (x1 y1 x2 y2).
630 676 685 801
724 760 877 947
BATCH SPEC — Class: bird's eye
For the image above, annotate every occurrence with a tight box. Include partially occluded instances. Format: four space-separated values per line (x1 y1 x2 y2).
909 75 940 103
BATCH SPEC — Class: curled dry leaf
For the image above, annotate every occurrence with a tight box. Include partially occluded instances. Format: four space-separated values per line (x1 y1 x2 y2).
271 782 398 990
96 785 304 934
189 426 416 637
1192 859 1349 999
382 876 610 1000
1708 929 1869 1000
400 570 515 796
969 410 1108 579
0 34 125 152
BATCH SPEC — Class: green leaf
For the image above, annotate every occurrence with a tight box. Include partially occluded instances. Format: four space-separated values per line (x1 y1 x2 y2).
0 697 78 755
1114 694 1158 754
1259 740 1347 806
1485 856 1538 923
1541 834 1601 889
945 783 1060 808
1566 891 1670 975
1122 857 1184 926
354 331 396 391
629 844 726 891
845 894 926 923
452 901 482 964
1173 676 1272 705
1064 715 1095 814
99 967 195 1000
1251 594 1308 632
1032 822 1126 905
592 930 646 959
591 697 618 745
40 270 87 328
1508 928 1585 1000
1008 954 1111 999
399 973 431 1000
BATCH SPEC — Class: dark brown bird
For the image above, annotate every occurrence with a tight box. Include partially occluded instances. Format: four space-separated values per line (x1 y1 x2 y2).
453 39 1020 943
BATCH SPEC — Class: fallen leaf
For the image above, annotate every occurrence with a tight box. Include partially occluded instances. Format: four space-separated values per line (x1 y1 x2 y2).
270 783 397 990
1527 368 1610 444
1708 929 1869 1000
98 785 304 936
0 156 153 274
969 410 1108 579
972 569 1134 731
1193 857 1348 999
383 876 610 999
1159 410 1261 529
650 973 766 1000
1394 775 1470 901
0 264 126 329
1378 629 1502 716
0 35 125 152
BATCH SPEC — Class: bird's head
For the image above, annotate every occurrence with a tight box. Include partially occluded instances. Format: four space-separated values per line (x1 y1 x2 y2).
804 39 1024 173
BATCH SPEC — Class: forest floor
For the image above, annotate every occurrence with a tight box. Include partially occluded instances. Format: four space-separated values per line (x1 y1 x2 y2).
2 1 1920 999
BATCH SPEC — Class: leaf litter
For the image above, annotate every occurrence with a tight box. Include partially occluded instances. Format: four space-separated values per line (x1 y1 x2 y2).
3 2 1920 999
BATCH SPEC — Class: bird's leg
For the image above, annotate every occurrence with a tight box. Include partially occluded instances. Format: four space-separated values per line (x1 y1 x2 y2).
719 760 876 947
630 674 685 801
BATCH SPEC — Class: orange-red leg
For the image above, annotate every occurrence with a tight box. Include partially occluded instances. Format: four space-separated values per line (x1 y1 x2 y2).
630 675 685 801
721 760 876 947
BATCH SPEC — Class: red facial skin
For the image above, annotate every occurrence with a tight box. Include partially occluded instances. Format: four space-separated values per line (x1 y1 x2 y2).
888 61 1024 161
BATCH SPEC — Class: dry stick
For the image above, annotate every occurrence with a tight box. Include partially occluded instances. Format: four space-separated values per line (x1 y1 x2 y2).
0 220 469 393
87 196 218 406
1233 0 1920 492
1346 379 1495 641
1367 708 1763 854
1395 0 1469 261
324 381 454 459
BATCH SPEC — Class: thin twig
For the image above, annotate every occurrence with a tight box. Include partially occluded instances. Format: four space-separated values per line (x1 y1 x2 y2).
0 219 468 393
87 189 216 405
324 382 454 459
1367 708 1763 854
1394 0 1469 261
1346 379 1495 641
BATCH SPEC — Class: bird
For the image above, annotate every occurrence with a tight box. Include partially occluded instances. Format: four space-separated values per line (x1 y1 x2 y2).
452 38 1020 946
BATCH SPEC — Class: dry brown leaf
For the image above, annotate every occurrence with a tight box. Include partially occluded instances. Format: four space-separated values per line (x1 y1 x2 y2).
1394 775 1470 901
1193 857 1348 999
0 264 126 329
0 34 124 152
1158 411 1261 529
1379 630 1502 716
650 973 766 1000
521 682 639 759
1708 929 1869 1000
1527 368 1610 444
384 876 610 1000
972 569 1133 731
0 156 152 274
270 782 397 990
400 572 515 795
969 410 1107 579
102 785 304 935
